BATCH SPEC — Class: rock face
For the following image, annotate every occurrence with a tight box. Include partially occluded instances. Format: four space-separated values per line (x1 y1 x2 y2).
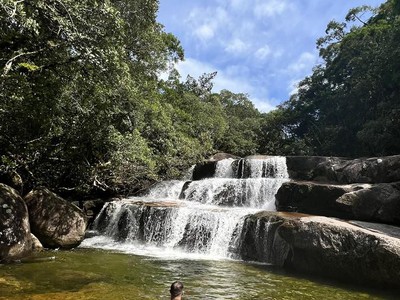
192 161 217 180
286 155 400 184
24 188 88 249
0 184 32 262
276 181 400 226
238 212 400 289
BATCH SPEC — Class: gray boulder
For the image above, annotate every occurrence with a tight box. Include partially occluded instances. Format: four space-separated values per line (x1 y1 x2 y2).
239 212 400 288
276 181 400 226
24 188 87 249
0 183 32 262
286 155 400 184
337 182 400 225
276 181 363 218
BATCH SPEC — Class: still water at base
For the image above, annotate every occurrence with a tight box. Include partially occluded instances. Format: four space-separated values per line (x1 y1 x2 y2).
0 249 396 300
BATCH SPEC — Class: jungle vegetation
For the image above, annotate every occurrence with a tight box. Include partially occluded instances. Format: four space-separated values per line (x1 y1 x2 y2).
1 0 399 197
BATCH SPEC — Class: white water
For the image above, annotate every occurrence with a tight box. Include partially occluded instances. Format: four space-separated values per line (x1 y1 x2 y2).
214 158 235 178
82 157 290 260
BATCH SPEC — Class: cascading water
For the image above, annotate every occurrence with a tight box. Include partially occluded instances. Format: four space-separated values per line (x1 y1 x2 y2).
81 156 290 260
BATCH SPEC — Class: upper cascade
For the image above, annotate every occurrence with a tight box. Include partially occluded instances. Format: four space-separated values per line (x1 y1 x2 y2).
214 156 289 179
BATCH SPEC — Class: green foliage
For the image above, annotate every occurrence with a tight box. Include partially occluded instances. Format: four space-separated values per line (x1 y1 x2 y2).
217 90 263 156
3 0 398 198
0 0 184 196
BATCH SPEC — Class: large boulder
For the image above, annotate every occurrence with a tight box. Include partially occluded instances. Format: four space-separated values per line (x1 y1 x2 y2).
337 182 400 225
285 156 344 182
0 183 32 262
276 181 363 218
238 212 400 288
286 155 400 184
276 181 400 226
24 188 88 249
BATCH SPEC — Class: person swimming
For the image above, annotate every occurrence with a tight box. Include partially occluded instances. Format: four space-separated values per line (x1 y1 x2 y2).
170 281 184 300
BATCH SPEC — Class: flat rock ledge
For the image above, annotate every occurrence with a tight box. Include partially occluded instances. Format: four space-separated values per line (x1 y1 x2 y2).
238 212 400 289
276 181 400 226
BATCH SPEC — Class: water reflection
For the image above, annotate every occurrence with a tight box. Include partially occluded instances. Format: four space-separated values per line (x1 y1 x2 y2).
0 249 396 300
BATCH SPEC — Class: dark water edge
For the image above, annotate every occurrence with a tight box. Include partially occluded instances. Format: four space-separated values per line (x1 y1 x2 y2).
0 248 398 300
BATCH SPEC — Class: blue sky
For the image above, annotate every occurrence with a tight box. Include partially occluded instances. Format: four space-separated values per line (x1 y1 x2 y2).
157 0 385 112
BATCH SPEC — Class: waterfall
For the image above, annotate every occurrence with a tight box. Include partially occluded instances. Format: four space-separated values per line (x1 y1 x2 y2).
214 158 235 178
82 156 289 260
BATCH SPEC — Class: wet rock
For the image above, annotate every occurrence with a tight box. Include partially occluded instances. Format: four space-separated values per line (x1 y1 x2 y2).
239 212 400 289
0 184 32 262
178 181 192 199
82 199 106 227
193 153 240 180
192 161 217 180
24 188 88 249
209 152 240 161
30 233 43 252
177 213 216 252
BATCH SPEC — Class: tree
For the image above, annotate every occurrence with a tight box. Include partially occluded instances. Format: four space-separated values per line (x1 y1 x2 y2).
260 0 400 157
0 0 183 196
217 90 263 156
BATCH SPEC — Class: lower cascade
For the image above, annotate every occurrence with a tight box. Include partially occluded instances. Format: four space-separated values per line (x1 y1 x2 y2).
82 156 289 259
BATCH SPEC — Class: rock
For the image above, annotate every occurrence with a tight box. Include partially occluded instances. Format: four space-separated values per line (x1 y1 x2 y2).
82 199 106 227
192 153 240 180
0 171 24 195
285 156 343 182
330 155 400 184
286 155 400 184
276 181 400 226
192 161 217 180
238 211 400 289
30 233 43 252
337 182 400 225
24 188 88 249
275 181 363 219
0 183 32 262
178 181 192 199
208 152 240 161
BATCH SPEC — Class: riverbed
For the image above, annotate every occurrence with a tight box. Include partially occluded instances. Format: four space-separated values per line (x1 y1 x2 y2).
0 249 396 299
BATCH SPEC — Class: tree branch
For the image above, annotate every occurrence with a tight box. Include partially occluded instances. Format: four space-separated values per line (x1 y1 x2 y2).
2 49 42 77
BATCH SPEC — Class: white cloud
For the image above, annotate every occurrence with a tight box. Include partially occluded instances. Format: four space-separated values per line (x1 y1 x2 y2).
287 51 317 73
186 6 230 42
255 45 271 60
225 38 249 54
231 0 249 11
173 57 275 112
254 0 289 18
251 97 276 112
195 24 214 40
288 78 301 96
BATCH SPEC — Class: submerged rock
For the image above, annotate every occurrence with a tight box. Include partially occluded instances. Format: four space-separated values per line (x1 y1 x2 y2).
239 212 400 289
24 188 87 249
0 184 32 262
